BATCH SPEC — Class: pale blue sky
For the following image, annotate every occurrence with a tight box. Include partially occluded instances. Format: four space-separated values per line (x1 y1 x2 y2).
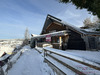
0 0 93 39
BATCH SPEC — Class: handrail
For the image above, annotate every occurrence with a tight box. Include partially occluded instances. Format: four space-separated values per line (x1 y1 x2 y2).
43 47 100 71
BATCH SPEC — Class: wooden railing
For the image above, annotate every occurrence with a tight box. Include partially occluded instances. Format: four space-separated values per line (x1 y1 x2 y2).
37 42 60 49
43 47 100 75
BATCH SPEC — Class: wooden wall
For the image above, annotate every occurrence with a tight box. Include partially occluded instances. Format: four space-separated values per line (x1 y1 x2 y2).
67 29 86 50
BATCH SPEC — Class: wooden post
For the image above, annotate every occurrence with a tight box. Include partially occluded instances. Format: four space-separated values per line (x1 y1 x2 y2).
59 36 62 49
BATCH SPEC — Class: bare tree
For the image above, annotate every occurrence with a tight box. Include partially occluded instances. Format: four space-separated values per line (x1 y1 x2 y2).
83 17 93 28
82 16 100 31
93 16 100 31
93 16 100 23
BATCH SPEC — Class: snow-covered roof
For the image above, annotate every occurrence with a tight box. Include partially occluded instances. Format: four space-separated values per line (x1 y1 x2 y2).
32 30 68 39
41 14 100 36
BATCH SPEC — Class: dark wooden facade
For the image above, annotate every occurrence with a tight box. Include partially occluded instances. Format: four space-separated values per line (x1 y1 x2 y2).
30 14 100 50
67 29 86 50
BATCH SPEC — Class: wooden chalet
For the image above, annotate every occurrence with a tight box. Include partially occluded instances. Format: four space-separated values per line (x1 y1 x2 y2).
30 14 100 50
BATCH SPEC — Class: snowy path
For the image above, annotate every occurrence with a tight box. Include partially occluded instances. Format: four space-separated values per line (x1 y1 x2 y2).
7 46 55 75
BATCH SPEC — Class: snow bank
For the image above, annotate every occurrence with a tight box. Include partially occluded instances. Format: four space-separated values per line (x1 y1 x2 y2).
0 46 14 57
2 46 23 75
64 50 100 64
49 53 100 75
43 47 100 75
45 56 75 75
7 46 55 75
44 47 100 68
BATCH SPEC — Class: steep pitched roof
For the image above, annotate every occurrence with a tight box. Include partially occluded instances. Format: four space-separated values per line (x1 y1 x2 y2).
41 14 100 36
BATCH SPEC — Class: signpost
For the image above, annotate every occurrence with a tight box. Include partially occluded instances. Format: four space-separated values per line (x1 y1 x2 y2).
46 35 51 42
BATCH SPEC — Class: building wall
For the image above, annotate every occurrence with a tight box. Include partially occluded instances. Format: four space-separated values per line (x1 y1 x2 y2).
97 37 100 50
45 23 66 33
67 29 86 50
42 23 87 50
31 21 100 50
82 35 100 50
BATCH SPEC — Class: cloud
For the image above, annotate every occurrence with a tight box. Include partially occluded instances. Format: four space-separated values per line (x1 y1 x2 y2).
56 10 80 20
55 3 93 27
0 0 46 39
66 10 80 17
0 0 93 39
55 9 82 27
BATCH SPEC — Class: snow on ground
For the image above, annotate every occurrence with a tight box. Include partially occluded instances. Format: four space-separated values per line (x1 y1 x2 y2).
39 47 100 64
64 50 100 64
43 47 100 75
0 46 14 55
46 56 76 75
44 47 100 67
49 53 100 75
7 46 55 75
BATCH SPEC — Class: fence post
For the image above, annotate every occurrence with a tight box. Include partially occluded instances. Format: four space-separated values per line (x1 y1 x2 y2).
0 66 4 75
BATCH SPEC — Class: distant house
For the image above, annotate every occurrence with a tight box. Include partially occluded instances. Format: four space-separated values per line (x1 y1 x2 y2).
30 14 100 50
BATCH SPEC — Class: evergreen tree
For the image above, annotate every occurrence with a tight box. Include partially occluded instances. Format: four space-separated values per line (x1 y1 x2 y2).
58 0 100 18
24 27 30 40
22 28 30 46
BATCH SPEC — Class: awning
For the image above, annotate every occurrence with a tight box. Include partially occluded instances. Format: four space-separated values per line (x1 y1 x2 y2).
32 30 68 39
